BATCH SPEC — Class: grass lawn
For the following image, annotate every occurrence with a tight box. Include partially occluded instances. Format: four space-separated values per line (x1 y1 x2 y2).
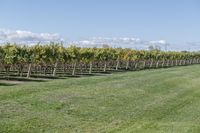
1 65 200 133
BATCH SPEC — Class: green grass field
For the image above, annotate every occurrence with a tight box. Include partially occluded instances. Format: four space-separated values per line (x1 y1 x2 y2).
1 65 200 133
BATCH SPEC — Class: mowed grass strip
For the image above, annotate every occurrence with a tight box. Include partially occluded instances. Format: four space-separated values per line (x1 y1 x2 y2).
1 65 200 133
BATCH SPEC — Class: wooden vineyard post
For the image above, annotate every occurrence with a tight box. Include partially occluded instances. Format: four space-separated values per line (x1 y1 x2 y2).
126 60 129 70
103 61 107 72
135 62 138 70
27 63 32 78
156 61 159 68
162 60 165 68
143 61 146 69
150 60 153 68
72 62 76 76
116 58 120 70
53 60 58 77
89 62 92 74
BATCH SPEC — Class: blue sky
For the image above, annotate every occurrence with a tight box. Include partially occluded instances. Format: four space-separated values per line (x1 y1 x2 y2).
0 0 200 50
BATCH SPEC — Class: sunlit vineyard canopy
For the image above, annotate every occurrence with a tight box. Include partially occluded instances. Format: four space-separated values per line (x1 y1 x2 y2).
0 43 200 78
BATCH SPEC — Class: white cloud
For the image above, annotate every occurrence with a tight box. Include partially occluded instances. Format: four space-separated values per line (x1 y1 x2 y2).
0 29 169 50
71 37 143 48
149 40 167 45
0 29 64 44
71 37 168 50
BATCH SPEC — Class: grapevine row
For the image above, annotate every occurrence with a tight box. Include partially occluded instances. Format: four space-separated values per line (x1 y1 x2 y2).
0 43 199 78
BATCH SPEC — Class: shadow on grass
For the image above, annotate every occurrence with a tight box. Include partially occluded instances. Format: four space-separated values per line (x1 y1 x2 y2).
0 77 48 82
0 82 16 86
30 75 66 79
